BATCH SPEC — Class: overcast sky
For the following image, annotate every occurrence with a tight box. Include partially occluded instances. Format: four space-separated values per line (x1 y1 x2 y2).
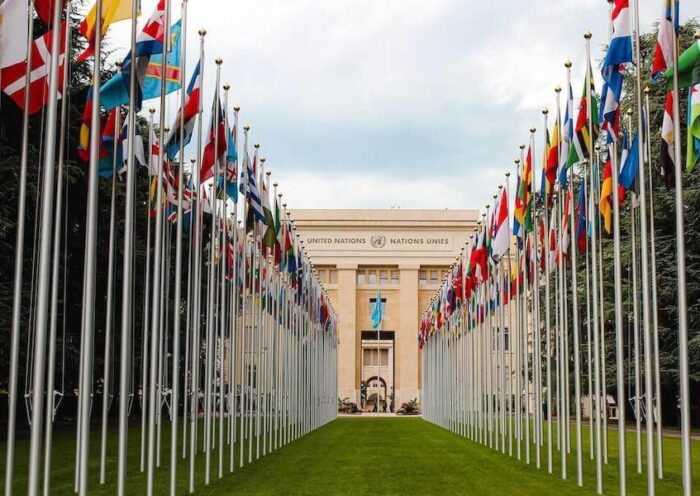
104 0 689 211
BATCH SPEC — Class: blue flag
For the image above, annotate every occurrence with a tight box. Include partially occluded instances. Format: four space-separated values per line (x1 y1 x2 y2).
371 288 383 331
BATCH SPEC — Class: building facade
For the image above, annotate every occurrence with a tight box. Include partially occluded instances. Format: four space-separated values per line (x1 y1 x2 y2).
292 209 478 411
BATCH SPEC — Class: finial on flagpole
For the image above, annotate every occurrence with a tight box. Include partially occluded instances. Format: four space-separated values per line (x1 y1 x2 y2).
149 108 156 115
254 143 260 149
244 125 250 132
505 172 511 177
215 57 223 65
223 84 230 91
515 159 520 165
542 108 549 115
198 28 207 37
530 127 536 133
584 31 592 40
519 144 525 150
564 60 572 68
626 108 633 116
260 157 266 164
266 171 271 177
273 182 278 187
643 86 650 95
554 85 561 93
234 105 240 112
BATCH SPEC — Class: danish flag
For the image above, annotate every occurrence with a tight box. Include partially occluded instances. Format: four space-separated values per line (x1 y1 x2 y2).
1 22 67 115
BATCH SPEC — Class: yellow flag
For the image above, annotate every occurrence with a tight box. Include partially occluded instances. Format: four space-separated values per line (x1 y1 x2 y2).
79 0 136 61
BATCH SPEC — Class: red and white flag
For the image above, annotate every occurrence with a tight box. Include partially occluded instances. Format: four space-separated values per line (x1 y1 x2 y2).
652 0 676 78
1 22 67 115
491 187 510 258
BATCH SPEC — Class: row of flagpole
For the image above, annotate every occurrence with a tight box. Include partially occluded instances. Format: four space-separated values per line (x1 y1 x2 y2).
2 0 339 494
420 1 693 495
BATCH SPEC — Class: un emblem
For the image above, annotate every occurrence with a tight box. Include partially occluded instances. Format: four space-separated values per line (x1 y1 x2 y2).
370 235 386 249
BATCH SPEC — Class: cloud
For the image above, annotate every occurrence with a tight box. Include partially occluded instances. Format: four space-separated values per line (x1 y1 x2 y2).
100 0 689 212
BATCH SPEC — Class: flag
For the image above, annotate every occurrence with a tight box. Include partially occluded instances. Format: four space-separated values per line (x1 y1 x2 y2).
566 65 598 168
218 105 238 201
559 82 574 187
260 169 276 251
543 122 559 199
652 0 679 79
35 0 68 25
687 84 700 172
1 22 67 115
99 0 168 110
148 126 161 176
561 188 571 260
118 111 146 174
0 0 29 68
371 288 383 331
274 194 284 268
99 107 119 177
242 148 265 232
513 166 523 242
515 146 533 235
619 132 640 191
165 60 201 160
200 95 226 182
491 187 510 258
141 19 182 99
600 159 613 234
665 38 700 89
78 0 134 62
599 64 624 141
603 0 633 69
660 91 676 187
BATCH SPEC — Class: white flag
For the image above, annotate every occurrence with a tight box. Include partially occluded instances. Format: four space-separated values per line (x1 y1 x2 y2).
0 0 29 69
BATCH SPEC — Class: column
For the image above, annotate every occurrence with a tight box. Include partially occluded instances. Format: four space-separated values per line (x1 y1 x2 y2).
397 264 420 407
337 263 358 405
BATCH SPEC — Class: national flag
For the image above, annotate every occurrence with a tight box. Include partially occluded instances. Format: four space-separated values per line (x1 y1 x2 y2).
660 91 676 187
274 194 285 268
599 64 624 141
520 145 533 233
543 122 560 199
603 1 633 69
513 166 523 243
665 38 700 89
652 0 679 78
561 188 571 260
218 105 238 201
148 127 161 176
99 0 169 110
491 187 510 258
260 169 277 251
99 107 120 177
200 95 226 183
0 0 29 69
242 147 265 232
1 22 67 115
118 111 146 174
141 19 182 99
600 159 613 234
566 64 598 168
619 132 640 193
548 205 558 267
78 0 134 62
165 59 201 159
370 287 383 331
559 82 574 187
687 84 700 172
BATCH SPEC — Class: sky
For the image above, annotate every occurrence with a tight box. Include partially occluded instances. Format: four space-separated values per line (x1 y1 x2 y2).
103 0 690 212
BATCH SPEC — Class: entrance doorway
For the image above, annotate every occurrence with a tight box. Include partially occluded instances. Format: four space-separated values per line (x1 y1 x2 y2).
360 330 395 413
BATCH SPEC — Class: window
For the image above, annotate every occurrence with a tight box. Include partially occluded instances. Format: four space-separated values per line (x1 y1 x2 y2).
368 270 377 284
318 269 327 283
430 270 438 284
369 298 387 318
357 271 365 285
363 349 389 367
329 269 338 284
391 270 400 284
419 271 427 286
380 270 388 284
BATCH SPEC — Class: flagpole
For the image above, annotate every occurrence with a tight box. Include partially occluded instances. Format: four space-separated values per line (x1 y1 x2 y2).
5 0 36 489
631 3 656 491
542 108 553 474
147 5 173 491
75 0 105 491
554 83 567 479
117 0 144 488
43 17 72 492
229 106 241 472
609 116 628 496
188 28 206 494
100 107 121 484
643 87 663 478
669 12 691 496
169 2 188 492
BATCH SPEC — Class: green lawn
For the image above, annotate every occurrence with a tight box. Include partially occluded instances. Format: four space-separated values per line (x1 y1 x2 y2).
2 417 698 494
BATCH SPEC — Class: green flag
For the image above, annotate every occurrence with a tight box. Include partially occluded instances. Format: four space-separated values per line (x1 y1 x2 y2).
665 39 700 90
